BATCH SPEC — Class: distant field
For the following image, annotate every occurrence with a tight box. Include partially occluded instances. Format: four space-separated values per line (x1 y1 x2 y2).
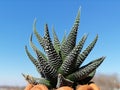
0 86 24 90
93 74 120 90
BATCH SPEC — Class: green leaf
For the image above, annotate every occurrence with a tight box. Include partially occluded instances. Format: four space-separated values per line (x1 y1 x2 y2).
33 19 45 48
58 35 87 76
22 74 51 88
78 70 96 84
61 10 80 59
52 26 61 54
25 46 45 77
36 50 58 84
30 34 47 61
61 30 66 47
44 24 62 69
66 56 105 81
56 74 73 88
76 35 98 68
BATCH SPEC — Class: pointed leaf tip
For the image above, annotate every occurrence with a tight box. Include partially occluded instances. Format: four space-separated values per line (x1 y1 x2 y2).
22 73 25 77
33 18 37 31
76 8 81 21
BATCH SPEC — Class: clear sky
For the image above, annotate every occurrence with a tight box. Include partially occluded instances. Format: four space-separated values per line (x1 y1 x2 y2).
0 0 120 86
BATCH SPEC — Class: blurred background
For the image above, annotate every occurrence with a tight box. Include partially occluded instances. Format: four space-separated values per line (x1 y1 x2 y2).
0 0 120 90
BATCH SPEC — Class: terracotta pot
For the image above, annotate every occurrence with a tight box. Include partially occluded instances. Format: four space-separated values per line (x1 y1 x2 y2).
24 84 48 90
76 85 93 90
76 83 100 90
24 84 33 90
56 86 73 90
24 83 100 90
89 83 100 90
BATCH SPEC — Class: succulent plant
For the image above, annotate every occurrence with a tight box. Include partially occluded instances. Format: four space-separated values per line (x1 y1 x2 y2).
23 10 105 89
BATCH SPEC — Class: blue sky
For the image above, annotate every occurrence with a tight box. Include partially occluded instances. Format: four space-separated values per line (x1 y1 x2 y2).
0 0 120 86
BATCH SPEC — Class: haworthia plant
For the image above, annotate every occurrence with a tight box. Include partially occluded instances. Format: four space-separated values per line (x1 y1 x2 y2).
23 9 105 89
